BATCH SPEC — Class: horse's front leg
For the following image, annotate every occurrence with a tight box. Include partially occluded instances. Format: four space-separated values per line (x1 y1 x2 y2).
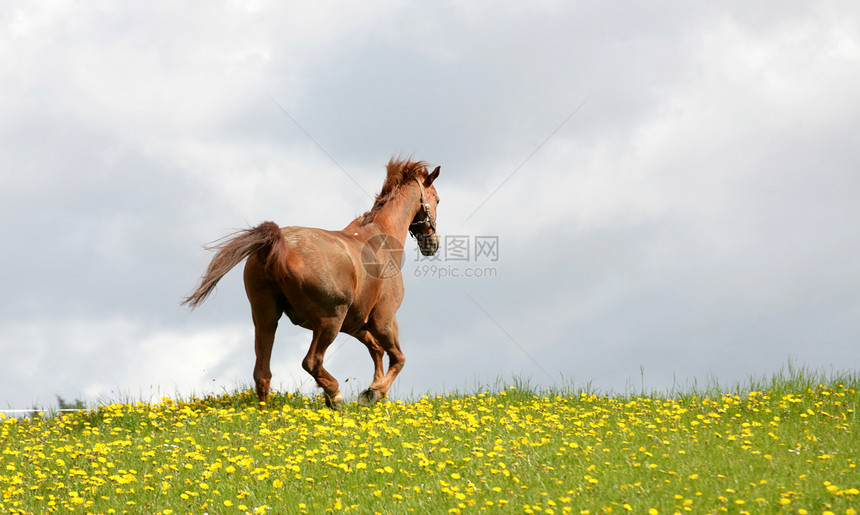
351 329 385 405
360 318 404 404
302 322 344 409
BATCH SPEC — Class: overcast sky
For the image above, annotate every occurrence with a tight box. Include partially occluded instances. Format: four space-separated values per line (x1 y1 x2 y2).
2 1 859 410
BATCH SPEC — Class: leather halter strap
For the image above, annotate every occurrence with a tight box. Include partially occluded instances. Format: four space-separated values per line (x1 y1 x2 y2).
409 178 436 240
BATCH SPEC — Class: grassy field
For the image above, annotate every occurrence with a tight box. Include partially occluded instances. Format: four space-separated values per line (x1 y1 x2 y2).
1 367 858 514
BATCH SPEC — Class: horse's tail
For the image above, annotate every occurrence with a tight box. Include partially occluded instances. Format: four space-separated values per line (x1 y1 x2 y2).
182 221 286 310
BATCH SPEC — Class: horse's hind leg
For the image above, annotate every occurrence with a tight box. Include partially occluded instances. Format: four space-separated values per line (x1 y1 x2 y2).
245 258 282 403
249 297 280 403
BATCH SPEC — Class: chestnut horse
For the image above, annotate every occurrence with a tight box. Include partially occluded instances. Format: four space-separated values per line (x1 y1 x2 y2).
182 159 440 408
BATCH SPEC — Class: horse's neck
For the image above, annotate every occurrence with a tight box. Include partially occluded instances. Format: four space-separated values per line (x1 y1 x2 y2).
374 186 419 241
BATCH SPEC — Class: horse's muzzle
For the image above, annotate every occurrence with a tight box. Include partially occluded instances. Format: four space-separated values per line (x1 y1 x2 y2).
418 236 439 256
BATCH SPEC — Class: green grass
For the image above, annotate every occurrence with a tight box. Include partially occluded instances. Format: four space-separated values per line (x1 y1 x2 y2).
1 365 858 514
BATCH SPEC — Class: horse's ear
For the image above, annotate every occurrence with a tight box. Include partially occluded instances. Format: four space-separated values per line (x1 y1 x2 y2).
425 166 440 186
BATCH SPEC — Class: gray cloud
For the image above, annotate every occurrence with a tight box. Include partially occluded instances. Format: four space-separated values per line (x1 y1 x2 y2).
2 1 859 410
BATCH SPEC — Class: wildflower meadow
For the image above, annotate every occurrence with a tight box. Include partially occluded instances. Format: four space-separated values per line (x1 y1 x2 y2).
1 367 858 514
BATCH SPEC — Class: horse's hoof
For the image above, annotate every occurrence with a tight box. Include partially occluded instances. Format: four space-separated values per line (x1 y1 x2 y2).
325 392 344 410
358 388 383 406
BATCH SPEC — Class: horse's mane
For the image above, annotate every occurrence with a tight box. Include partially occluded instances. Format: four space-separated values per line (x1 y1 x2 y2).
359 158 429 225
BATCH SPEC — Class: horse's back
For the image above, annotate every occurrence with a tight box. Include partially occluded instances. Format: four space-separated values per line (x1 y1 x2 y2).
280 226 356 270
274 226 358 308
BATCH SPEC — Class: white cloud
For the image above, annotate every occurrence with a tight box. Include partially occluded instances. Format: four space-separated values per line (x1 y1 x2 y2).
0 316 262 408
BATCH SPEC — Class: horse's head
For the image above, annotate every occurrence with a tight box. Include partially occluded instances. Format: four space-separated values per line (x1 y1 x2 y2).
409 166 441 256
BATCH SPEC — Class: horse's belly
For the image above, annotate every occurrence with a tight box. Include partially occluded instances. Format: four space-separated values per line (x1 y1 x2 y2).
283 304 311 329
